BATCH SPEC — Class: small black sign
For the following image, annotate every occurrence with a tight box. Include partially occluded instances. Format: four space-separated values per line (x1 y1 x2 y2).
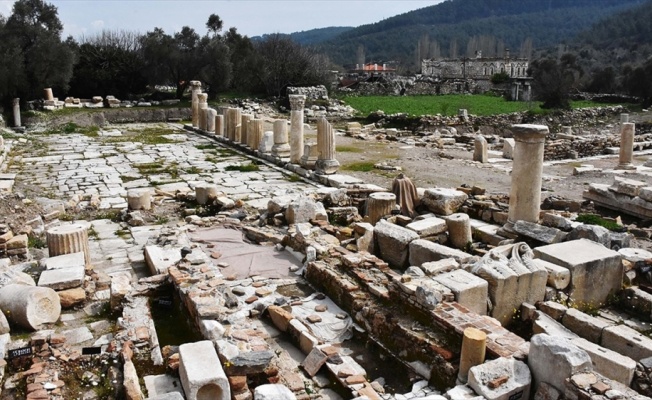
8 346 32 359
509 391 523 400
82 347 102 355
157 298 173 308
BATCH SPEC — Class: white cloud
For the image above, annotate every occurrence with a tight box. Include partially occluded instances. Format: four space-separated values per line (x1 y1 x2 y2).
90 19 104 30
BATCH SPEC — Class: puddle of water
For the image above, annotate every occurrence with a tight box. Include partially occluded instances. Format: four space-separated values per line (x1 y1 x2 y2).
149 291 202 347
276 282 314 298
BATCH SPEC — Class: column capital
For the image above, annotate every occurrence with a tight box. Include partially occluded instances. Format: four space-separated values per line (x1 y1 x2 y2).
289 95 306 111
511 124 548 144
12 98 20 106
189 80 202 90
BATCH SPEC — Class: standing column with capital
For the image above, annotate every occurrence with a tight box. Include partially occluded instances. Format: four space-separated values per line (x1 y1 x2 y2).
504 124 549 232
618 122 636 170
189 81 202 128
289 95 306 164
272 120 291 159
197 93 209 131
315 117 340 174
12 98 21 127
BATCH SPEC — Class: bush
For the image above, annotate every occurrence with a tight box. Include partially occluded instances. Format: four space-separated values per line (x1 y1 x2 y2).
490 71 510 84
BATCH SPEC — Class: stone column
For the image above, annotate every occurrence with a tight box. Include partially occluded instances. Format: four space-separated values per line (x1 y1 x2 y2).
190 81 202 128
366 192 397 225
241 114 253 147
618 122 636 170
457 327 486 384
473 134 488 163
43 88 54 101
249 119 264 151
446 213 472 250
300 143 318 170
47 224 91 266
259 131 274 153
0 284 61 331
272 120 291 158
315 117 340 174
505 124 548 231
621 113 629 124
234 124 242 143
12 98 20 127
198 93 208 131
127 189 152 211
289 95 306 164
207 109 217 133
226 108 241 141
215 115 224 137
196 183 219 205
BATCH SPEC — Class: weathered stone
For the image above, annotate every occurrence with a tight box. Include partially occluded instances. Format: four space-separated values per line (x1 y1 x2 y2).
434 269 488 315
47 224 91 266
374 220 419 269
110 274 131 312
513 221 566 244
473 135 488 163
406 217 447 237
286 197 327 224
57 287 86 308
0 284 61 330
301 347 327 377
128 188 152 211
468 357 531 400
366 192 397 225
502 138 515 160
253 384 297 400
179 340 230 400
561 308 610 344
569 337 635 386
409 239 474 266
567 225 611 248
532 259 570 290
446 213 472 250
422 188 468 215
601 324 652 361
528 334 592 393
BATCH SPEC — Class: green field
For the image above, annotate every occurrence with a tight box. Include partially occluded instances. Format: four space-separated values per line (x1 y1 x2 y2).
342 95 619 117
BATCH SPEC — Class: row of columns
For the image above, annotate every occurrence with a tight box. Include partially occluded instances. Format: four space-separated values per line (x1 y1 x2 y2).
189 90 338 174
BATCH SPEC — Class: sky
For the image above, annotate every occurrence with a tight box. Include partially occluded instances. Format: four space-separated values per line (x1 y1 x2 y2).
0 0 444 39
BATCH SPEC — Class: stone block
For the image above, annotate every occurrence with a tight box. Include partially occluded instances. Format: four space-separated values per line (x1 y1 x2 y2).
446 385 484 400
45 252 85 270
406 217 447 237
409 239 474 267
374 220 419 269
468 357 531 400
528 334 592 393
534 239 622 309
569 337 636 386
513 221 566 244
422 188 468 215
145 245 182 275
601 324 652 361
179 340 230 400
502 138 515 159
301 347 327 377
420 258 459 276
58 287 86 308
37 265 84 290
267 306 293 332
285 197 327 224
567 225 611 247
254 384 296 400
532 311 577 339
609 177 646 197
433 269 488 315
561 308 611 344
538 301 567 321
532 259 570 290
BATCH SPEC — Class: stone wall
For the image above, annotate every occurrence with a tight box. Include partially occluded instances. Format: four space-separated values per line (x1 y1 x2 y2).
422 57 529 80
23 107 191 128
286 85 328 100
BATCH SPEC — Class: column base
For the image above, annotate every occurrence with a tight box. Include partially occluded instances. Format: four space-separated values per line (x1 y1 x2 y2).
616 163 637 170
315 159 340 175
271 143 291 158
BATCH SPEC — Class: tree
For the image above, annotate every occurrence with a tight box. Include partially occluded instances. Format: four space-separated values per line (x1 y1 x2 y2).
206 14 223 35
530 53 582 109
225 27 260 94
0 0 74 107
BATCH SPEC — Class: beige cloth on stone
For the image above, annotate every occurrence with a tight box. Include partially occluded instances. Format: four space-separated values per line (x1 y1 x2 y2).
392 174 420 217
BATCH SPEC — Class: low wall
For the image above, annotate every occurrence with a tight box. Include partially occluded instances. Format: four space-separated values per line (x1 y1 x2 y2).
23 107 191 128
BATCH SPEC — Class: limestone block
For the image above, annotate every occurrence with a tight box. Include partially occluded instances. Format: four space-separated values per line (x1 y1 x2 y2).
57 287 85 308
532 311 577 339
254 384 297 400
561 308 611 344
0 311 9 334
110 273 131 312
473 135 488 163
601 324 652 361
179 340 230 400
513 221 566 244
195 183 219 205
433 269 488 315
409 239 474 267
538 301 567 321
127 188 152 211
446 385 484 400
502 138 515 159
147 393 184 400
420 258 459 275
45 252 85 270
38 264 85 290
528 334 592 393
286 197 327 225
144 245 182 275
570 337 636 386
567 224 611 247
609 177 646 197
422 188 468 215
144 374 184 399
534 239 622 309
406 217 447 237
468 357 531 400
124 359 145 400
0 284 61 330
354 222 374 254
374 220 419 269
532 259 570 290
639 187 652 202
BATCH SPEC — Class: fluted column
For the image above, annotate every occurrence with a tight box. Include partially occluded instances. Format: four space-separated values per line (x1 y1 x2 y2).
225 108 241 141
272 119 291 158
315 117 340 174
198 93 208 131
190 81 202 128
47 224 91 266
215 115 224 137
249 119 264 151
289 95 306 164
241 114 253 147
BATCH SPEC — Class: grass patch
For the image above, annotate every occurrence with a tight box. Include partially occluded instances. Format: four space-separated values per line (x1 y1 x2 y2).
102 127 178 145
43 122 100 137
576 214 625 232
342 94 622 117
286 174 303 182
195 144 219 150
336 145 364 153
225 162 260 172
93 210 121 223
135 161 179 179
120 175 141 183
342 162 375 172
185 166 201 174
27 236 46 249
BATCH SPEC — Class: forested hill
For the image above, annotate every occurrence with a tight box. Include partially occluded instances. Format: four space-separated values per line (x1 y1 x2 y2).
317 0 645 67
252 26 353 45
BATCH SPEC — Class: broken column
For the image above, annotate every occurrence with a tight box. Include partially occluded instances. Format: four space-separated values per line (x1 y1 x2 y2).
47 224 91 266
43 88 54 101
127 188 152 211
300 143 318 170
225 108 241 141
241 114 253 146
207 109 217 133
215 114 224 136
473 134 488 163
458 327 486 384
249 119 264 151
366 192 397 225
195 183 218 205
179 340 230 400
446 213 472 249
198 93 209 131
0 284 61 330
190 81 202 128
618 122 636 170
315 117 340 174
504 124 548 231
259 131 274 154
289 95 306 164
272 119 291 159
12 98 20 127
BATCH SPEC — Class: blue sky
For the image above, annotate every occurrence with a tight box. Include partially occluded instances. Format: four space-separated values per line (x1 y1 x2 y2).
0 0 443 38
